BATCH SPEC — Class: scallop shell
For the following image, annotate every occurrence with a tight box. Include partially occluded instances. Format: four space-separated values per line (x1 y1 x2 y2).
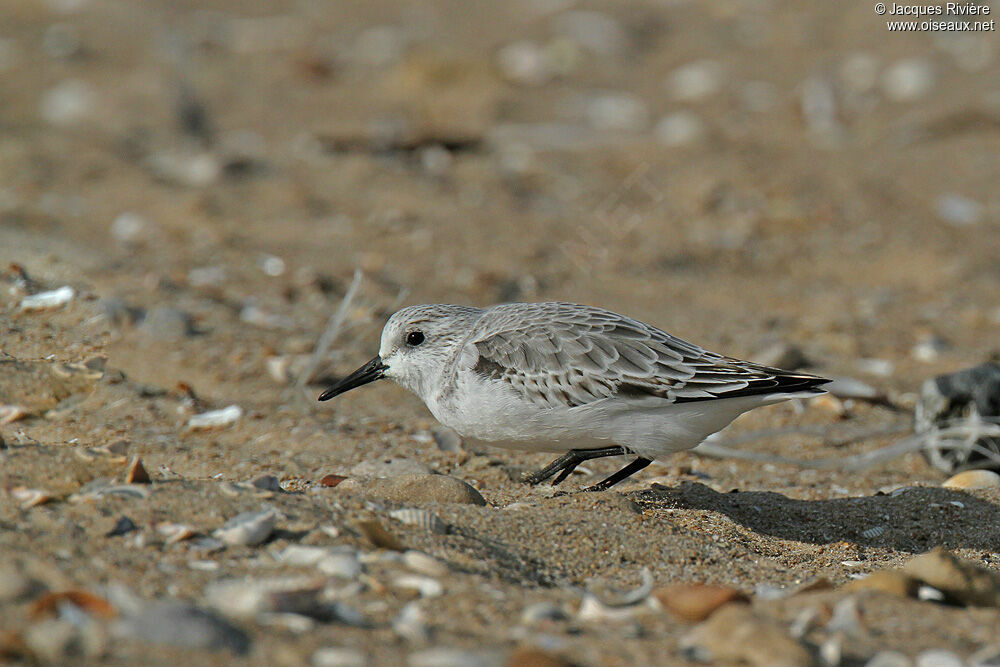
388 508 448 535
942 469 1000 490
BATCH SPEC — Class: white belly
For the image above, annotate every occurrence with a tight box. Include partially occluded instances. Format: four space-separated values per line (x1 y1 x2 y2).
426 373 792 458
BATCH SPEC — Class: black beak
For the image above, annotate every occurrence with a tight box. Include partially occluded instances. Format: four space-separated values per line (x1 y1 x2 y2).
318 356 388 401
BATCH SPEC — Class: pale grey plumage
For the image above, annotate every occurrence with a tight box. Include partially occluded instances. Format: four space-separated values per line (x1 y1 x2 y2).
454 302 821 410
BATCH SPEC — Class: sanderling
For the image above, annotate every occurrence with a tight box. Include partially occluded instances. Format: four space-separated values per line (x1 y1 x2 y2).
319 302 829 491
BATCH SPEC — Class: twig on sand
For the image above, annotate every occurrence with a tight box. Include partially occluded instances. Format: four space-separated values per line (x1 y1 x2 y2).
297 268 363 391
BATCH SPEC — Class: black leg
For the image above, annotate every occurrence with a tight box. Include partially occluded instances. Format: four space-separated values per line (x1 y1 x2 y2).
585 457 653 492
523 446 628 486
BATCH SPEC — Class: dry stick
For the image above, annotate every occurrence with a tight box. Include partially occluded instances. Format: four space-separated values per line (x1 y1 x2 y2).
297 268 363 393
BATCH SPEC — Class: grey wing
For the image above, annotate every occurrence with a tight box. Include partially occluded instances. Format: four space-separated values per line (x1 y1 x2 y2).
458 303 827 409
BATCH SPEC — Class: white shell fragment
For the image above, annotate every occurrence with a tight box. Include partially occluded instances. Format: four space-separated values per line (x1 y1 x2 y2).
0 405 31 425
205 576 326 618
389 508 449 535
392 575 443 598
214 506 277 546
157 522 198 544
20 286 75 312
12 487 56 509
392 602 430 642
402 551 448 577
187 405 242 430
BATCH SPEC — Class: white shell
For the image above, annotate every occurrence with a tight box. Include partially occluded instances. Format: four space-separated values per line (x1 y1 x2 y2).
20 286 75 311
187 405 243 430
214 507 277 546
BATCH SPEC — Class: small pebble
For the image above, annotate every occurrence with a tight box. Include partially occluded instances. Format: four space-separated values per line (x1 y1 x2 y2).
140 306 195 340
358 473 487 506
110 212 149 245
667 60 724 101
882 58 934 101
653 583 749 622
583 92 649 131
936 194 984 227
40 79 93 126
654 112 704 147
106 516 138 537
251 475 282 492
496 41 552 86
113 602 249 654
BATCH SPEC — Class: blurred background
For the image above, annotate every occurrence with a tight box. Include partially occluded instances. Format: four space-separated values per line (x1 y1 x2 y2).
3 2 1000 663
4 1 999 399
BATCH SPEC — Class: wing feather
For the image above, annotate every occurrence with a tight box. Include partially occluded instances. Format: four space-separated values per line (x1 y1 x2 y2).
461 303 827 409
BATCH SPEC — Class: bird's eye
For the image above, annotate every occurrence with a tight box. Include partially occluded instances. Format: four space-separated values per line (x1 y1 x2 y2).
406 331 425 346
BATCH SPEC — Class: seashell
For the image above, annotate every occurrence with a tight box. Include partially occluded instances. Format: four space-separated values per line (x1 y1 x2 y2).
576 593 650 623
653 583 749 622
157 522 197 544
590 567 654 607
861 525 887 539
19 286 75 311
942 469 1000 490
319 474 347 488
187 405 242 430
205 577 326 619
214 507 277 546
125 456 151 484
389 508 448 535
12 487 56 509
0 405 31 425
402 551 448 577
392 575 443 598
354 519 405 551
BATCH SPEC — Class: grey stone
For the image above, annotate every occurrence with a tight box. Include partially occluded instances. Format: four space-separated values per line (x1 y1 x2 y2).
114 602 250 654
139 306 195 340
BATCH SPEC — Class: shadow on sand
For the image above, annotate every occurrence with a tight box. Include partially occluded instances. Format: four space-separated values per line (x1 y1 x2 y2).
631 481 1000 553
